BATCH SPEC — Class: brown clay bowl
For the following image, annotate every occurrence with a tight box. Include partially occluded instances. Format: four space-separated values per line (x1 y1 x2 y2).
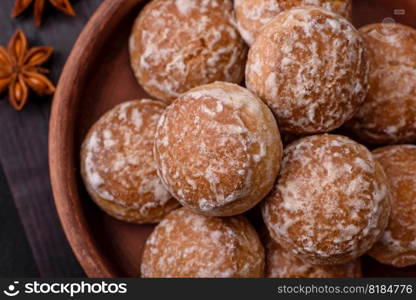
49 0 416 277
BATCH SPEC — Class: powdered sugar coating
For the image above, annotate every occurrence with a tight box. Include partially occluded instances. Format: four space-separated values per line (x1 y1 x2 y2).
154 82 282 216
234 0 352 45
141 208 264 277
245 7 369 135
129 0 247 102
346 23 416 144
368 145 416 267
262 134 391 265
266 236 361 278
80 100 178 223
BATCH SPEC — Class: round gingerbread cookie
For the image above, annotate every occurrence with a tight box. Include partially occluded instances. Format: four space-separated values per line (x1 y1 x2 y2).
154 82 283 217
234 0 352 45
245 7 369 135
141 207 265 278
262 134 391 265
265 236 362 278
346 23 416 144
81 100 178 224
368 145 416 267
129 0 247 103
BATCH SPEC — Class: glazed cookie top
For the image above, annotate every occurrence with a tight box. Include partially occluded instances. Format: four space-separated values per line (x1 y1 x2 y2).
234 0 352 45
347 63 416 144
129 0 247 102
266 237 361 278
245 7 369 134
154 82 282 216
81 100 172 219
369 145 416 267
141 208 264 277
263 134 390 264
346 23 416 144
359 23 416 67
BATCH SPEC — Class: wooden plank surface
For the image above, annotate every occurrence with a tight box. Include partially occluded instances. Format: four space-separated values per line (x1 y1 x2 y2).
0 0 103 277
0 163 39 277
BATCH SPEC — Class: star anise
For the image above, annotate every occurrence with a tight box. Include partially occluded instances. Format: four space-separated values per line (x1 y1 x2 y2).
12 0 76 27
0 30 55 111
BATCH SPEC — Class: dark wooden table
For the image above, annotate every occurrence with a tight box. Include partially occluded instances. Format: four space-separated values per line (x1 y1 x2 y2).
0 0 103 277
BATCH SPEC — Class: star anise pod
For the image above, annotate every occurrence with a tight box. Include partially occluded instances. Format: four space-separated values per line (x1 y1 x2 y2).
12 0 76 27
0 30 55 111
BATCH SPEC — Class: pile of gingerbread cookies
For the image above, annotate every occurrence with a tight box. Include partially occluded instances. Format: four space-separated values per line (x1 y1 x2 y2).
80 0 416 278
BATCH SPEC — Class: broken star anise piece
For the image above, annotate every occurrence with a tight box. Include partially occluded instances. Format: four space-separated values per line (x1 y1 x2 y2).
0 29 55 111
12 0 76 27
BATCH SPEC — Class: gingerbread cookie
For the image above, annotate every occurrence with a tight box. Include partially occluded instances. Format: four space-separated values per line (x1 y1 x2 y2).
141 208 264 277
81 100 178 223
130 0 247 102
234 0 352 45
368 145 416 267
246 7 369 135
346 23 416 144
154 82 282 216
266 236 362 278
